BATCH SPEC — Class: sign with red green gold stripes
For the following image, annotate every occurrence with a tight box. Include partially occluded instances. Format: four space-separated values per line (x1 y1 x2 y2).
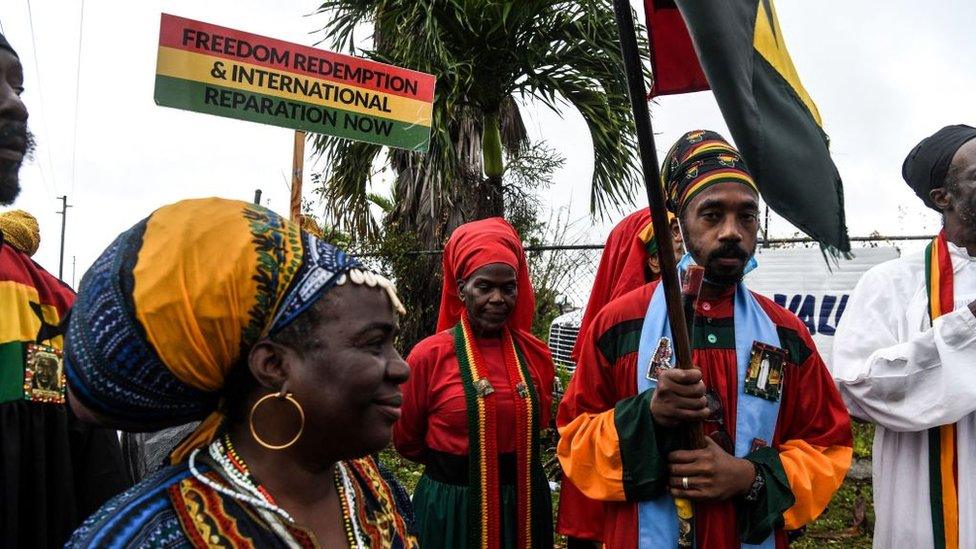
154 14 435 151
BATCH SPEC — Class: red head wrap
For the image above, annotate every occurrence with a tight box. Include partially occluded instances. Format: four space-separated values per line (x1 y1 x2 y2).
572 208 663 360
436 217 536 333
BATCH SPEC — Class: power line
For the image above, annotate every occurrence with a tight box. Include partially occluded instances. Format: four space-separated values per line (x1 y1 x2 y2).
24 0 61 196
69 0 85 195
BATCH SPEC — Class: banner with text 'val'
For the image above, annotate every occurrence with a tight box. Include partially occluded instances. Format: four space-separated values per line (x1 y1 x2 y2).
154 13 435 151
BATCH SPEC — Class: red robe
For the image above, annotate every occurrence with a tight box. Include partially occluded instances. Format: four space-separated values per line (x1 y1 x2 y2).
561 208 660 541
557 282 852 548
394 330 553 460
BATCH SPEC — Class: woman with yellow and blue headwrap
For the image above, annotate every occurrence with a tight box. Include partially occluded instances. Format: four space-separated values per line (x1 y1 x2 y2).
64 197 418 548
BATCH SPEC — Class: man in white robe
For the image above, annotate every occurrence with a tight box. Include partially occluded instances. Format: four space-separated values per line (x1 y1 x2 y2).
833 124 976 548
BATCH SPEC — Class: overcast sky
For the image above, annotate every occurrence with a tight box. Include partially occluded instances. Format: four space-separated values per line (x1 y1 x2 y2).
1 0 972 285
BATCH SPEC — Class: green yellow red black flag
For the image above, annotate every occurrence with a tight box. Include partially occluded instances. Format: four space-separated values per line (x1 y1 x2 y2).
656 0 850 252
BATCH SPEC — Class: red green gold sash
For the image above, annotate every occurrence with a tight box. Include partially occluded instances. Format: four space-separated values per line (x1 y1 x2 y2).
925 231 959 549
454 312 539 549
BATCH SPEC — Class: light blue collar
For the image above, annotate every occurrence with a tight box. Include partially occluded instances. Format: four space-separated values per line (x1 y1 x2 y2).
676 252 758 280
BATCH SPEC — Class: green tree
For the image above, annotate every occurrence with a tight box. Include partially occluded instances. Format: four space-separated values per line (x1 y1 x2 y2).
311 0 645 244
310 0 646 348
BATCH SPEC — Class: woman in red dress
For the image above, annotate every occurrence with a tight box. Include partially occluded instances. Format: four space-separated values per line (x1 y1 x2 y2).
393 218 554 549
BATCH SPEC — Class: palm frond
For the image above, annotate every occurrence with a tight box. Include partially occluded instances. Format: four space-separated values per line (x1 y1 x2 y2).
309 134 383 240
310 0 648 239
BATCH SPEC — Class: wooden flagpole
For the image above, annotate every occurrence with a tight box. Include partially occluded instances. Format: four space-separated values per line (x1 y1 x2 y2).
614 0 708 448
610 0 702 437
290 130 306 222
611 2 705 546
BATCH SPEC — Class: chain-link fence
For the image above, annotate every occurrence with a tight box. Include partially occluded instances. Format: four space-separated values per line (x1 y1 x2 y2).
357 235 934 377
365 234 933 316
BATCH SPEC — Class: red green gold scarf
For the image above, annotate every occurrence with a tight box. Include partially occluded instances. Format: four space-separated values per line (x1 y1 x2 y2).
454 312 540 549
925 230 959 549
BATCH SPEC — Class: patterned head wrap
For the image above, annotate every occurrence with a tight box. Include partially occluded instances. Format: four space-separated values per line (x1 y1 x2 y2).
661 130 759 214
902 124 976 210
0 209 40 256
636 212 670 258
0 32 18 59
64 197 402 460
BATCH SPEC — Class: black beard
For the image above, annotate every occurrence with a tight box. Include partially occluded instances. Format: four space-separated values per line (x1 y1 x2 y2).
702 242 751 286
0 158 21 205
0 125 33 206
703 267 745 286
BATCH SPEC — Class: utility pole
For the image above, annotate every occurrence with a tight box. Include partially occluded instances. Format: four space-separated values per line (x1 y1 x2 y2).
56 195 71 280
71 256 77 288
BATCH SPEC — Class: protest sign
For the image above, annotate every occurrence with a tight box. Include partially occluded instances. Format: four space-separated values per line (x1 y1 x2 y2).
154 14 435 151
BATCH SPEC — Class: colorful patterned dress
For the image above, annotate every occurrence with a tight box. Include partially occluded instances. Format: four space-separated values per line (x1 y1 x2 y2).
66 453 417 548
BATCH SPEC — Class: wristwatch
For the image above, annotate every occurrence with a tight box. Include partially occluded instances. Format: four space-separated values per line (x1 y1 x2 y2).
744 464 766 502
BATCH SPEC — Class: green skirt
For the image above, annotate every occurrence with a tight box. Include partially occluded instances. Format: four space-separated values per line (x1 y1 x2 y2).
413 471 553 549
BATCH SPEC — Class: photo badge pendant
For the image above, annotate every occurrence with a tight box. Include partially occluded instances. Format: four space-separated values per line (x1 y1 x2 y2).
646 337 673 381
24 343 66 404
744 341 787 402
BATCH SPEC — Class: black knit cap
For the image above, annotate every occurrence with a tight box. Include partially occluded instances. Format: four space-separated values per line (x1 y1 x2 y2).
902 124 976 210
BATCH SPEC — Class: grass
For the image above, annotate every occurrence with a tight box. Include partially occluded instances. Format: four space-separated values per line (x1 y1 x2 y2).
793 422 875 548
381 413 878 547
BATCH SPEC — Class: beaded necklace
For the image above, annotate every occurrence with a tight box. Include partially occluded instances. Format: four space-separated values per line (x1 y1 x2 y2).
190 434 369 548
213 435 279 506
188 444 294 524
334 461 367 549
453 312 540 549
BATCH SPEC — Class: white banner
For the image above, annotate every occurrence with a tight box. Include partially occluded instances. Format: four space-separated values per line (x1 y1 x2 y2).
745 247 900 368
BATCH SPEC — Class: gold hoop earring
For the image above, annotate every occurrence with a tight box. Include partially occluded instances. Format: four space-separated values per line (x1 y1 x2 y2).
249 390 305 450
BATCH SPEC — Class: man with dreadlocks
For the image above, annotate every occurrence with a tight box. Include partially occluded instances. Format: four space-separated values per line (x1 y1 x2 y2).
833 125 976 549
556 130 852 548
0 32 130 546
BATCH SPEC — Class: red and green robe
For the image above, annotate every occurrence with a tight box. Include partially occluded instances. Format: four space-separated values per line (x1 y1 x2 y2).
394 329 554 548
556 281 852 548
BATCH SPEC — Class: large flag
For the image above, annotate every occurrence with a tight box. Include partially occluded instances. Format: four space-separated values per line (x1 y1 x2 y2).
646 0 850 253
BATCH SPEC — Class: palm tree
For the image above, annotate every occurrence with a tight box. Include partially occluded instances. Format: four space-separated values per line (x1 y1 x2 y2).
311 0 646 245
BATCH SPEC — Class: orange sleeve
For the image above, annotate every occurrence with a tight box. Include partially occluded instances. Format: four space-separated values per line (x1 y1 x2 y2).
780 442 853 530
772 320 853 530
557 285 669 505
557 409 626 501
556 301 627 503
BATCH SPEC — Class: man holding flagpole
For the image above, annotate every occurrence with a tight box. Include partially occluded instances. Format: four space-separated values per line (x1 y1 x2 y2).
833 125 976 549
557 130 852 548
